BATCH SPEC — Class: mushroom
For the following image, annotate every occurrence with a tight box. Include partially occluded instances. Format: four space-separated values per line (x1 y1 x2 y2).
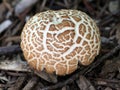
20 10 101 76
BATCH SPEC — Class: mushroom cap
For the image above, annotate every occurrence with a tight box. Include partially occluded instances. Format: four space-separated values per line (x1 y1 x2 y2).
21 10 100 75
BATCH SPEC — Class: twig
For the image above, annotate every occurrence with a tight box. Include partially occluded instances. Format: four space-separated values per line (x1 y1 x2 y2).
83 45 120 75
14 0 38 16
0 45 21 56
97 0 109 18
39 0 47 11
93 78 120 89
40 45 120 90
23 76 39 90
3 0 13 12
73 0 81 9
64 0 70 8
99 11 120 26
8 76 27 90
83 0 95 15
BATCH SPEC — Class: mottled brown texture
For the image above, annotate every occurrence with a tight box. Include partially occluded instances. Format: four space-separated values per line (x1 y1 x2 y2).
21 10 101 75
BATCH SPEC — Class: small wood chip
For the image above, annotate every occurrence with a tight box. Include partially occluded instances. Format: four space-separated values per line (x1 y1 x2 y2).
23 76 39 90
76 75 95 90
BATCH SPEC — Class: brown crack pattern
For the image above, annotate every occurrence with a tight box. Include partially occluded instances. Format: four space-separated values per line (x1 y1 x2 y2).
21 10 101 75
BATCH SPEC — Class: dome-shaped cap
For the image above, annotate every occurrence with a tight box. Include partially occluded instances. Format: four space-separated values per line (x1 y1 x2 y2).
21 10 100 75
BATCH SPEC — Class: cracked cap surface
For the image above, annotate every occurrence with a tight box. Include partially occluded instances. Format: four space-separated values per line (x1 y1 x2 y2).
21 10 101 75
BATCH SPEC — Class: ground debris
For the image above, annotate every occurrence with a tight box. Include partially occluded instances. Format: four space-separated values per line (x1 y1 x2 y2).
0 0 120 90
76 75 95 90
